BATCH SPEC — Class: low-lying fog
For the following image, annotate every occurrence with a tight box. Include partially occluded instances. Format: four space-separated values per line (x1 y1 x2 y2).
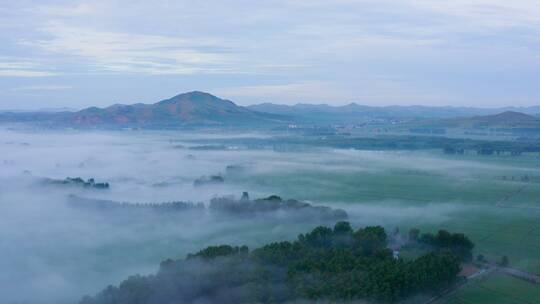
0 128 534 304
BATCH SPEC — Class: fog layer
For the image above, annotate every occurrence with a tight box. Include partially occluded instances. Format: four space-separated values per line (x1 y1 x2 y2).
1 128 536 303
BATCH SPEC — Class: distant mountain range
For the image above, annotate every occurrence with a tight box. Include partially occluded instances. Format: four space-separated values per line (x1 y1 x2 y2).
1 91 539 128
416 111 540 129
0 91 284 127
247 103 540 122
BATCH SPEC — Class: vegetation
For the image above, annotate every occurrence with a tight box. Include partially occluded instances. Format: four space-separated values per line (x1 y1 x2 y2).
226 164 250 174
68 195 205 213
418 229 475 261
209 195 348 220
499 255 509 267
68 194 348 221
191 133 540 154
446 273 540 304
80 222 465 304
193 175 225 187
220 142 540 275
42 176 110 189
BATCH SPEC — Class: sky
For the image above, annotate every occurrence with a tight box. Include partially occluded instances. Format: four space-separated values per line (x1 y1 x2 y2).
0 0 539 110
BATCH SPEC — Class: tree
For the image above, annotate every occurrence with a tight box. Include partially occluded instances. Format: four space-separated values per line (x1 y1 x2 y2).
408 228 420 242
449 233 474 261
499 255 509 267
418 230 474 262
188 245 248 260
333 221 352 234
299 226 333 248
82 224 469 304
354 226 387 255
476 254 485 262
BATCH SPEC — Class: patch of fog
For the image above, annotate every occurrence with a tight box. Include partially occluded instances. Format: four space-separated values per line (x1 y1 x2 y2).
0 129 340 304
332 149 540 177
0 130 257 203
0 178 328 304
330 201 470 227
206 149 378 176
166 130 273 141
0 128 532 304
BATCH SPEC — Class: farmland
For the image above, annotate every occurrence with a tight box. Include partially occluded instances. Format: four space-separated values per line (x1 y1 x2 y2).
446 272 540 304
223 148 540 275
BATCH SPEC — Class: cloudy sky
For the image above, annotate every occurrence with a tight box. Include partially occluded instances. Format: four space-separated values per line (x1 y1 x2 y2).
0 0 539 109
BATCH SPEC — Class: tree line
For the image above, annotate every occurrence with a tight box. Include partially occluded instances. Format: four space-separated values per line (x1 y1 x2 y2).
80 222 469 304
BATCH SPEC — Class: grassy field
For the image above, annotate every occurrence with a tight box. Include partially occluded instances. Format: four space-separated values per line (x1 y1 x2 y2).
446 273 540 304
188 135 540 302
225 150 540 275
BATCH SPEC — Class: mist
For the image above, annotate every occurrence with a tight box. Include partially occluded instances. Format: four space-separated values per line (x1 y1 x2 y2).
0 128 343 304
0 127 533 304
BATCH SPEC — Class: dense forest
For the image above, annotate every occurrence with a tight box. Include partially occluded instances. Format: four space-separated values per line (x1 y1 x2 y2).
80 222 470 304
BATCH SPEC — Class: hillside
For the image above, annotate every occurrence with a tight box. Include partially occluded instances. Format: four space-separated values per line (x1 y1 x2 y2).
0 91 284 127
428 111 540 129
247 103 540 125
2 95 540 128
71 91 282 126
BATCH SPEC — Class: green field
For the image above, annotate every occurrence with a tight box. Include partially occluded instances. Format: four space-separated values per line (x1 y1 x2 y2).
446 273 540 304
225 150 540 275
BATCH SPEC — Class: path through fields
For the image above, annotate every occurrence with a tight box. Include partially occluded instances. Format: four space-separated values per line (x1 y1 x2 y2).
426 263 540 303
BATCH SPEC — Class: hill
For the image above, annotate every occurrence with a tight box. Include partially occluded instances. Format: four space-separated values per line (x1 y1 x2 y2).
2 93 540 128
426 111 540 129
402 111 540 137
71 91 282 126
462 111 539 127
0 91 284 127
247 103 540 123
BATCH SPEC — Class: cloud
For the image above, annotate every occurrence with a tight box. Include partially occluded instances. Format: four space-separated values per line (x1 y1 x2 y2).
20 22 237 75
1 0 540 106
409 0 540 28
10 85 72 92
0 70 58 77
36 3 99 17
0 59 58 77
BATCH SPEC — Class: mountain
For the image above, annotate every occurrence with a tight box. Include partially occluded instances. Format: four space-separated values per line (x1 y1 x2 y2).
2 92 539 128
0 92 284 127
72 91 282 126
247 103 540 122
434 111 540 128
403 111 540 137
